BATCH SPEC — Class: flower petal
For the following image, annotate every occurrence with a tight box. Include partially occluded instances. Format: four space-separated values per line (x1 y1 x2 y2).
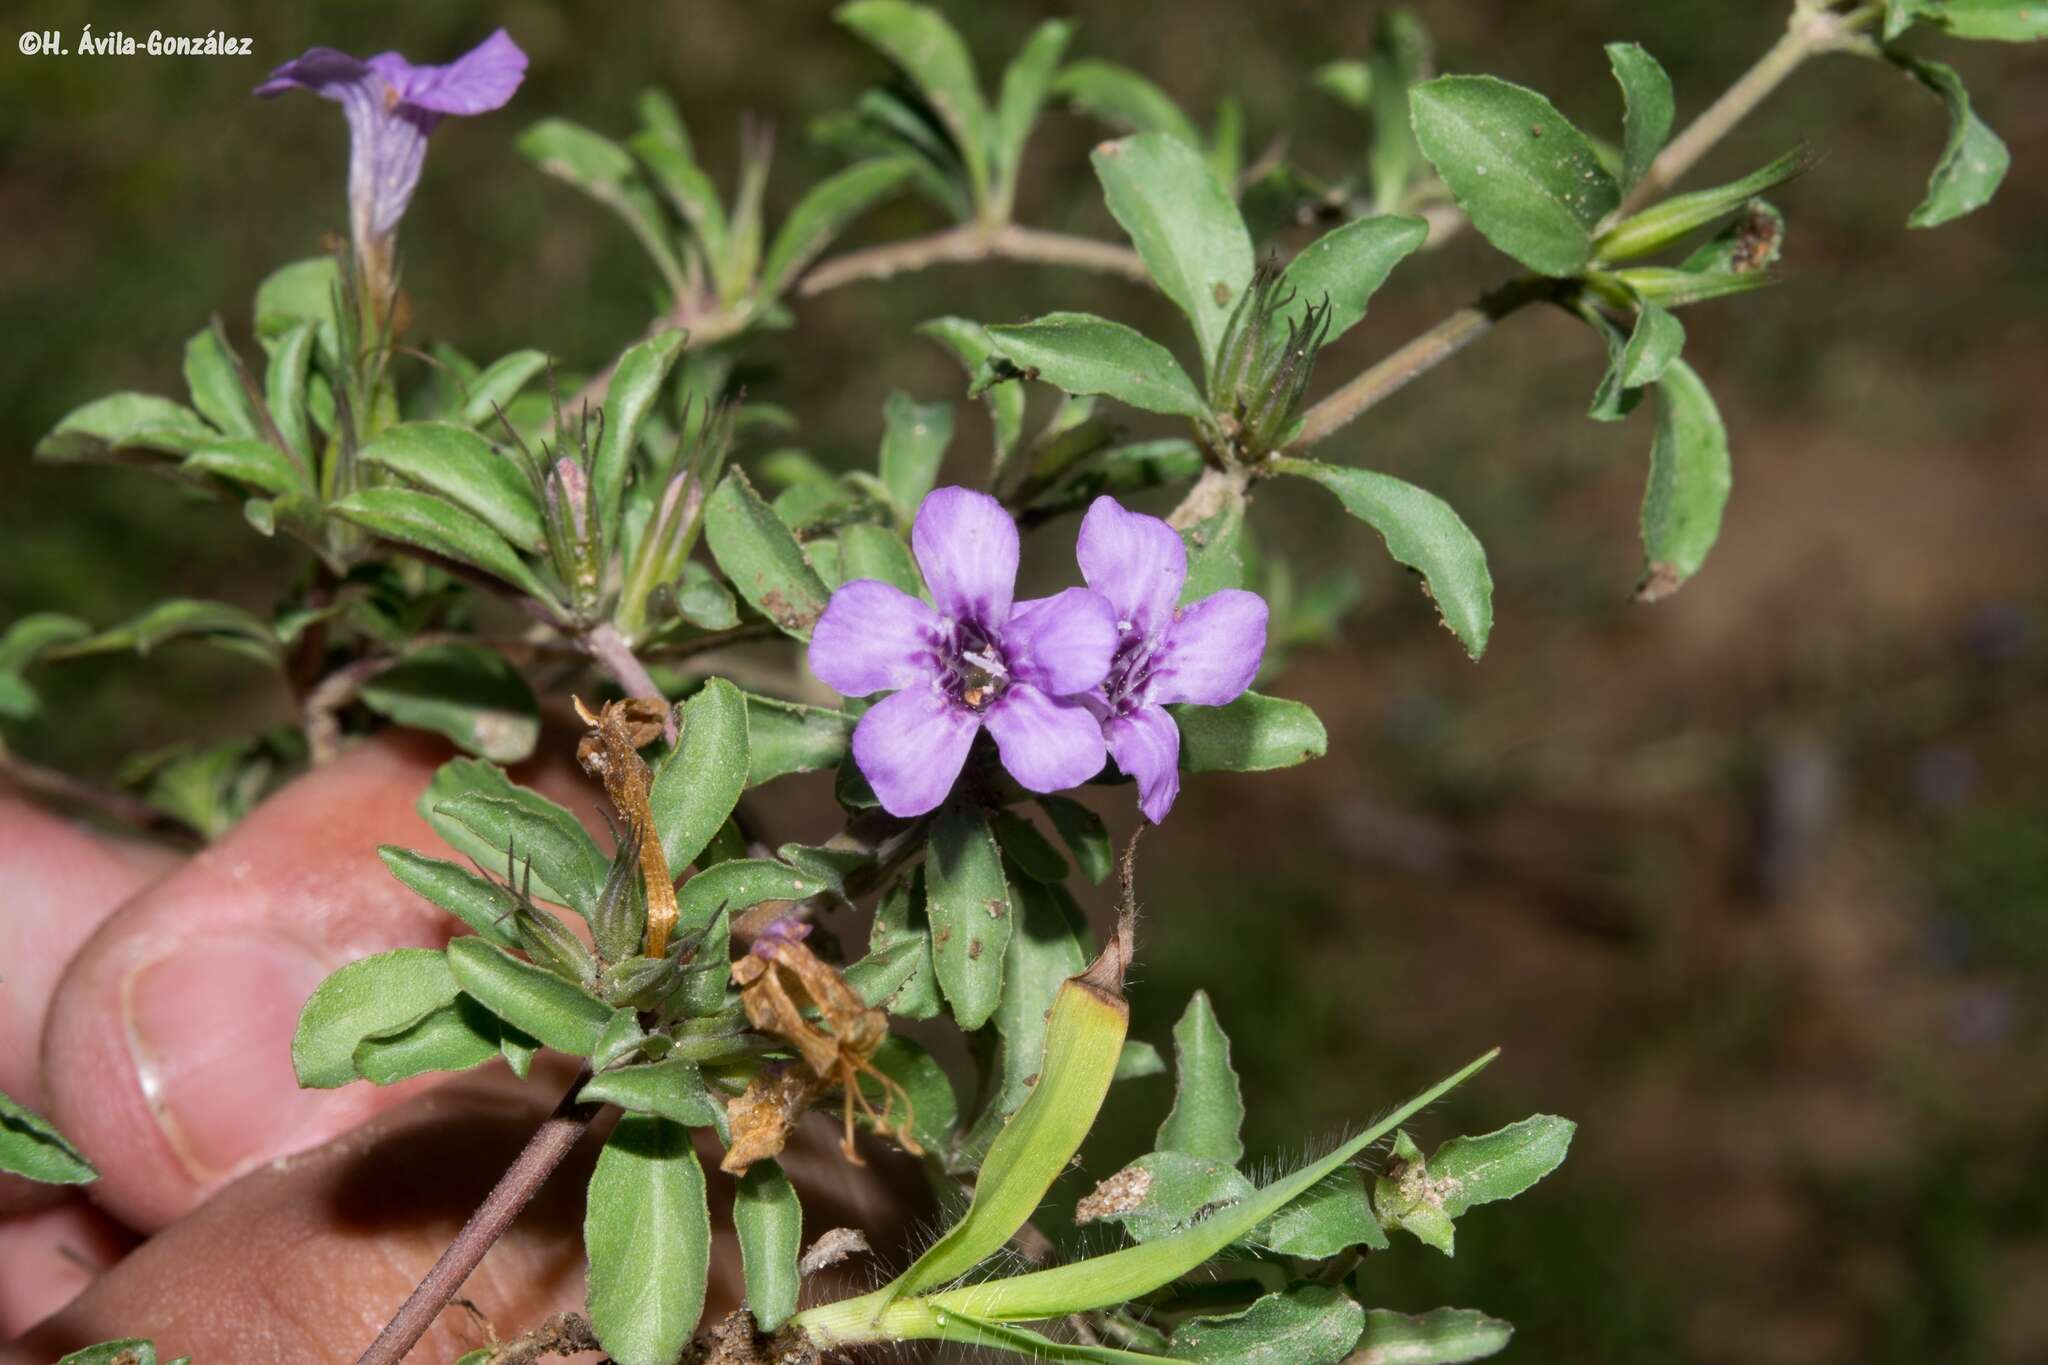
1077 495 1186 638
808 579 941 697
1005 588 1118 696
984 685 1107 795
851 686 979 817
1105 703 1182 824
384 30 529 115
911 487 1018 626
1152 589 1268 706
255 48 374 99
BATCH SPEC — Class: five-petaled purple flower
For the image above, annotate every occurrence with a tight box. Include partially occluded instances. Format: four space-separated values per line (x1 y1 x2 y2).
808 488 1119 818
1076 496 1268 823
256 30 527 288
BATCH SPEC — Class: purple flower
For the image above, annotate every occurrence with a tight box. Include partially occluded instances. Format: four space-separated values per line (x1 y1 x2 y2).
1076 497 1268 823
256 30 527 279
809 488 1119 818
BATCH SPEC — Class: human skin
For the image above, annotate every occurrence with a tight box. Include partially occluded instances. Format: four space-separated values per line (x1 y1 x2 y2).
0 734 922 1361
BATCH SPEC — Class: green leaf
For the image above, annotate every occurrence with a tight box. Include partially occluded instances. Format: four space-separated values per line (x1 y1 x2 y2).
419 758 603 909
265 320 319 460
1678 199 1784 277
1091 132 1254 363
183 323 258 438
744 695 855 784
961 872 1090 1152
1076 1150 1255 1243
760 158 917 298
1256 1166 1390 1256
1156 990 1246 1164
330 487 554 606
837 1 993 202
1607 43 1674 193
1365 10 1434 214
851 869 942 1019
585 1115 712 1365
1409 75 1619 277
352 996 503 1085
291 948 460 1089
445 935 613 1056
254 255 342 366
358 423 544 554
919 317 1026 465
182 438 306 498
1316 60 1373 112
376 847 521 948
1179 498 1246 602
704 468 831 639
579 1059 729 1130
459 349 549 427
1892 0 2048 40
1897 54 2011 229
1036 795 1111 884
594 328 689 534
630 99 731 289
736 1160 804 1331
1170 1285 1365 1365
0 612 90 674
1352 1307 1514 1364
1592 146 1812 262
837 523 923 594
992 19 1075 202
925 798 1015 1030
1116 1039 1167 1080
1617 301 1685 391
861 1034 960 1152
1431 1114 1575 1214
918 1051 1496 1323
519 118 687 296
0 1088 97 1184
991 809 1068 883
1272 456 1492 658
1052 60 1203 149
876 389 955 520
53 1342 162 1365
1278 215 1429 345
36 392 214 464
676 858 825 938
668 560 740 630
1636 358 1730 602
358 642 540 763
649 677 750 872
1171 691 1328 773
55 599 279 665
986 313 1208 420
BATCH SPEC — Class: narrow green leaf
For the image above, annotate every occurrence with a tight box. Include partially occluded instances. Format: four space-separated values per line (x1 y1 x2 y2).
445 935 612 1056
1035 794 1111 884
704 468 832 639
460 349 550 427
1636 358 1730 602
1256 1165 1390 1256
1156 990 1246 1164
1278 215 1429 345
330 487 553 606
419 758 602 910
919 317 1026 465
736 1160 804 1331
744 695 854 784
1607 43 1674 193
991 809 1068 883
961 872 1090 1154
1897 54 2011 228
1432 1114 1576 1216
1366 9 1434 214
1052 60 1203 149
1352 1307 1514 1364
1592 146 1812 262
1315 60 1373 112
182 439 305 498
0 1088 98 1184
992 19 1075 199
1272 456 1492 658
358 642 540 763
291 948 460 1089
1617 302 1684 390
1170 1285 1364 1365
254 255 342 366
1409 76 1619 277
1091 132 1254 363
594 328 689 535
53 1341 160 1365
578 1059 728 1130
649 677 750 872
1076 1150 1255 1243
1179 498 1246 602
265 320 318 460
837 523 923 594
1116 1039 1167 1080
377 847 521 948
1171 692 1329 773
675 858 824 937
1608 264 1776 310
877 390 955 519
352 996 502 1085
925 798 1015 1030
860 1034 959 1151
183 323 258 438
54 599 279 665
760 158 917 298
851 869 942 1019
519 118 688 296
0 613 90 674
837 1 993 202
585 1115 712 1365
987 313 1208 420
36 392 214 464
1894 0 2048 41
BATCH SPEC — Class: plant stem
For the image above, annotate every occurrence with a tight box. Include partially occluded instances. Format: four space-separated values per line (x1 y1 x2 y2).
0 743 187 839
356 1075 603 1365
580 621 677 744
798 222 1148 296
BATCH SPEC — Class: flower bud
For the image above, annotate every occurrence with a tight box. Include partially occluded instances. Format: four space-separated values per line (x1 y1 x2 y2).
1207 260 1333 460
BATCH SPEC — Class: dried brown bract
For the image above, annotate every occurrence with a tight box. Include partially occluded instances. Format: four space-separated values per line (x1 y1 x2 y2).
720 919 921 1174
574 695 682 957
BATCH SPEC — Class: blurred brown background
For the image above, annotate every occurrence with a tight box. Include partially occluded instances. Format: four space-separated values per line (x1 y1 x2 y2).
3 2 2046 1361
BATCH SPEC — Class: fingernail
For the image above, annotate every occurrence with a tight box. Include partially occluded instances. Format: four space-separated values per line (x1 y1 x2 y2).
123 935 334 1184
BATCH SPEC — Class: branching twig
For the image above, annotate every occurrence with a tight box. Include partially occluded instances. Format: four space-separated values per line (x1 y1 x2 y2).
799 222 1148 297
356 1074 605 1365
0 743 188 840
580 621 678 744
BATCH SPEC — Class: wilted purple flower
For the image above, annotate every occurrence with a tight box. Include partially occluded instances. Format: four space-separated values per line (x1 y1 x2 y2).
256 30 527 286
1076 497 1268 823
809 488 1118 818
